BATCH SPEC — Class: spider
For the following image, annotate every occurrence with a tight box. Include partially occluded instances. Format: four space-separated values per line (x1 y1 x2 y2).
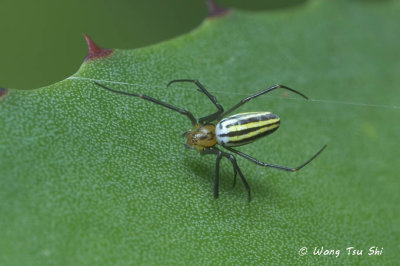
95 80 326 201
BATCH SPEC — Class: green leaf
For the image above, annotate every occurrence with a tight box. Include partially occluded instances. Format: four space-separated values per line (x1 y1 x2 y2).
1 1 399 264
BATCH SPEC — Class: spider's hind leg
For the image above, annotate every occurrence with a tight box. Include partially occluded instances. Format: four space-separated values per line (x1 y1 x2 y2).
221 151 251 202
201 147 251 201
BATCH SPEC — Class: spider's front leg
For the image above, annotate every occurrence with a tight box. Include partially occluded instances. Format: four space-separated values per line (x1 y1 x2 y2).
167 79 224 124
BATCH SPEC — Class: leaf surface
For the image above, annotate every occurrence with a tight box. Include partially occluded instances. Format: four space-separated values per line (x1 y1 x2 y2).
1 1 399 264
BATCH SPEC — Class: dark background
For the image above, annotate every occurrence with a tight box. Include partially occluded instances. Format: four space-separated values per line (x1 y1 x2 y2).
0 0 307 89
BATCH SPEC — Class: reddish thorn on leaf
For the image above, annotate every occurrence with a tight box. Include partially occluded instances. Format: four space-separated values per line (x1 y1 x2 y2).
206 0 229 17
0 88 8 99
83 33 112 61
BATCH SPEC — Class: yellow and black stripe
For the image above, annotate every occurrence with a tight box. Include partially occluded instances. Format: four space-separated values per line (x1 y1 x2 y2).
215 112 280 147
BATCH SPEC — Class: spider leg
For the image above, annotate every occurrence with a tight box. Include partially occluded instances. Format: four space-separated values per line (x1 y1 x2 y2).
214 151 223 199
200 148 220 198
221 151 250 201
201 147 251 201
223 144 327 172
167 79 224 124
95 82 197 126
231 158 238 188
222 84 309 118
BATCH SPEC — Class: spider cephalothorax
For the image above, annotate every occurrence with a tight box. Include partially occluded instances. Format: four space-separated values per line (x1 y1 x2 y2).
185 124 217 150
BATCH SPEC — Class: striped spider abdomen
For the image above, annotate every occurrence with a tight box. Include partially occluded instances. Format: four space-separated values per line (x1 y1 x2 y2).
216 112 280 147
